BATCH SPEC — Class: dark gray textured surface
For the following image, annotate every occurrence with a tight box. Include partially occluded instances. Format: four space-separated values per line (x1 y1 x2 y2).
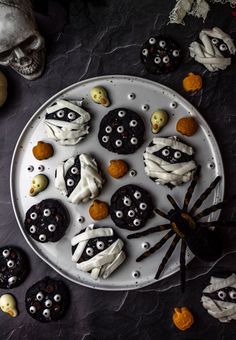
1 0 236 338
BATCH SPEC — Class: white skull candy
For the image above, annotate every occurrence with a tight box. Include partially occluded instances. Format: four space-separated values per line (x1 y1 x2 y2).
0 0 45 80
29 174 49 196
0 294 18 317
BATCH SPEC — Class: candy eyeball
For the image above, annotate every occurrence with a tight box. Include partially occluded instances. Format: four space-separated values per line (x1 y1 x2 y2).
116 211 123 218
159 40 166 48
67 179 74 187
132 271 140 278
129 169 137 177
29 306 36 314
123 196 131 206
77 216 85 223
68 112 76 120
86 247 94 257
38 165 45 172
118 110 126 117
30 225 36 233
8 276 17 285
102 136 109 143
212 38 219 45
173 50 180 57
54 294 61 302
134 191 141 199
117 126 124 133
48 224 56 232
71 167 79 175
218 290 226 300
105 126 112 134
7 260 14 268
2 249 10 258
141 104 149 111
154 56 161 64
96 241 105 250
219 43 227 52
149 37 156 45
162 148 170 156
27 165 34 172
142 49 148 57
163 56 170 64
57 110 64 118
174 151 181 159
39 234 47 242
36 292 44 301
43 209 51 217
30 212 37 220
128 93 136 100
43 309 50 318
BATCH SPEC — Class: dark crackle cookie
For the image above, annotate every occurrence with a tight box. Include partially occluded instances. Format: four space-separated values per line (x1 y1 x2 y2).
0 246 29 289
98 108 145 154
141 35 182 74
24 199 70 243
110 184 154 230
25 277 69 322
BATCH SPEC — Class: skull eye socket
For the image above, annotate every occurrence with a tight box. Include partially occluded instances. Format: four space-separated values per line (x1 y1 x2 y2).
20 35 44 51
174 151 182 159
149 37 156 45
96 241 105 250
68 112 76 120
57 110 64 118
86 247 94 257
218 290 226 300
162 148 170 157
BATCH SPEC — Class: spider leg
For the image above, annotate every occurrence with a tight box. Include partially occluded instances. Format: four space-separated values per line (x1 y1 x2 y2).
199 221 220 227
183 165 201 211
194 202 223 221
154 208 169 220
136 230 174 262
180 240 187 293
167 195 180 210
155 235 180 280
127 224 171 239
190 176 221 215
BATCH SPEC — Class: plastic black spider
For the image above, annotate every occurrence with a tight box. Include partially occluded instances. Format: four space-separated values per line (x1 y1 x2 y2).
127 166 223 291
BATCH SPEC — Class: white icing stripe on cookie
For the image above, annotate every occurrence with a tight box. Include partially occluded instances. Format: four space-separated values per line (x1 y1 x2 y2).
71 227 114 246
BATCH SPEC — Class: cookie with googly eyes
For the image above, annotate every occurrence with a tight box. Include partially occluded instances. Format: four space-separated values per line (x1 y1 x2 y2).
55 153 104 204
25 277 69 323
110 185 154 230
0 246 29 289
44 99 91 145
143 136 197 187
71 224 126 280
141 36 182 74
24 199 70 243
98 108 145 154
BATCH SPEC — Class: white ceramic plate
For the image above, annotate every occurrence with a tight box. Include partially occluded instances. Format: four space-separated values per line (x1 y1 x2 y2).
10 75 224 291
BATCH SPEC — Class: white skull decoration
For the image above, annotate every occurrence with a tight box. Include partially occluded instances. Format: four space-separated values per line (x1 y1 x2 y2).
0 0 45 80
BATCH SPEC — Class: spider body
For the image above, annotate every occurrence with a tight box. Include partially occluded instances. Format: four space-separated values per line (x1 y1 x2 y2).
128 166 223 291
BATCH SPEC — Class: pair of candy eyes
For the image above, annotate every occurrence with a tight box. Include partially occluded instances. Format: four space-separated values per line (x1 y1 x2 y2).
211 39 228 51
105 121 138 134
56 110 77 120
28 165 44 172
102 136 138 146
30 209 52 220
29 224 56 235
149 38 166 47
86 241 105 256
161 148 182 159
218 290 236 300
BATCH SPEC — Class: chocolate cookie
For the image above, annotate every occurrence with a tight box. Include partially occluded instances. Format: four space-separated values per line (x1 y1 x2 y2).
25 277 69 322
71 224 126 279
110 184 154 230
143 137 197 187
0 246 29 289
98 108 145 154
55 154 104 204
24 199 70 243
141 36 182 74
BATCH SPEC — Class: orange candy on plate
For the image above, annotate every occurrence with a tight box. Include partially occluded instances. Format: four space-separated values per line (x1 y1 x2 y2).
89 200 109 220
32 141 54 160
172 307 194 331
176 117 198 137
107 159 128 179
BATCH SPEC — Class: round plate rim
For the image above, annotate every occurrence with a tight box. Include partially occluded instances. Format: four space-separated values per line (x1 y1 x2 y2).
10 74 225 291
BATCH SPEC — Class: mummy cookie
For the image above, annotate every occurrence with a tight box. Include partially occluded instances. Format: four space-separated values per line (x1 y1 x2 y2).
143 137 197 187
0 246 28 289
141 36 182 74
189 27 236 72
98 108 145 154
44 99 91 145
55 154 104 204
201 273 236 323
24 199 70 243
25 277 69 323
110 184 154 230
71 224 126 280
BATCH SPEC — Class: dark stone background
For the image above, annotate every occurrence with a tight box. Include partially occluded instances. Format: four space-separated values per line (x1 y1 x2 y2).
1 0 236 338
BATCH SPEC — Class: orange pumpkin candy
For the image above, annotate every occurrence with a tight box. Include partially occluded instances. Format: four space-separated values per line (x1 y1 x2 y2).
172 307 194 331
32 141 54 160
107 159 128 179
183 73 202 93
89 200 109 220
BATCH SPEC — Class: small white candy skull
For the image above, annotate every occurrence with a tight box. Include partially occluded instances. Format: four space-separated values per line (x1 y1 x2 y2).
0 294 18 317
0 0 45 80
150 109 169 134
29 174 49 196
